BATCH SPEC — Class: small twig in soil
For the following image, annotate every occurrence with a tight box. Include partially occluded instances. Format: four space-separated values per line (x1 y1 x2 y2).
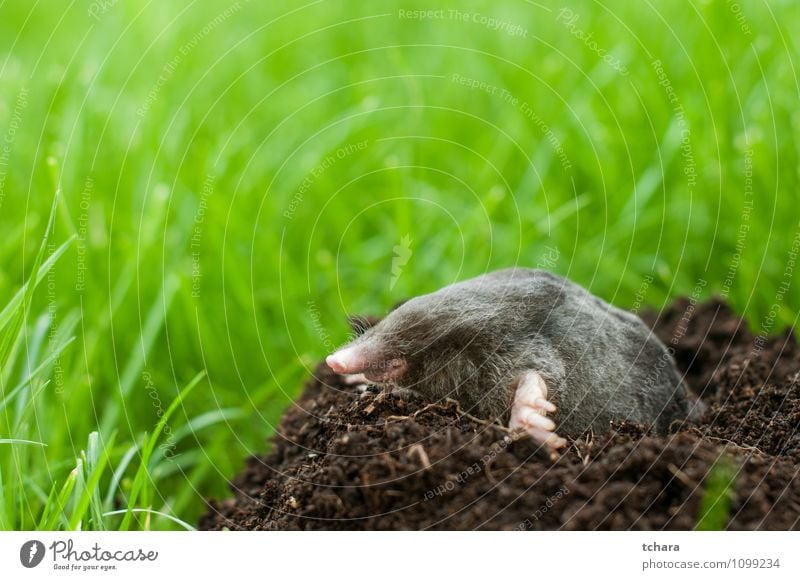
411 401 450 418
407 444 432 469
384 415 411 422
442 397 510 432
667 462 697 487
696 433 767 456
484 460 497 485
575 432 594 465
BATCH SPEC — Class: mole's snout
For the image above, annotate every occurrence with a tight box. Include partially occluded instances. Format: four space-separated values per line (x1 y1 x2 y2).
325 354 345 374
327 344 407 384
326 347 363 374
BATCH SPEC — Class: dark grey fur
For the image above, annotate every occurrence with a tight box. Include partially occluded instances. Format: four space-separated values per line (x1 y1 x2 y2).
345 267 698 436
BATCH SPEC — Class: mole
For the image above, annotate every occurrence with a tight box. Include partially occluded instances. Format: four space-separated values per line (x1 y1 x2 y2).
326 268 702 455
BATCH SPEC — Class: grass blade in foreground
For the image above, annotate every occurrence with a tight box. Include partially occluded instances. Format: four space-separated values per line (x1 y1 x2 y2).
696 455 738 531
119 371 206 531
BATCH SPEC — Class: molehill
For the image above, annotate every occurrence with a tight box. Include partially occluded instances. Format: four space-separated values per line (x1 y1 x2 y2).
200 298 800 530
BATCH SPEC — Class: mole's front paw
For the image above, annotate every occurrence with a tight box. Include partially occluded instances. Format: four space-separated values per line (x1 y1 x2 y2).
509 370 567 457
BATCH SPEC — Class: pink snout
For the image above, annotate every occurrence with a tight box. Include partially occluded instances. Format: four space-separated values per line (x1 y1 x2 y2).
326 346 407 383
325 346 366 375
325 353 350 374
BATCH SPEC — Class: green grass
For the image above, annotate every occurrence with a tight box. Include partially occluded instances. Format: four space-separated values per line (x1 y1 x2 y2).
696 454 738 531
0 0 798 530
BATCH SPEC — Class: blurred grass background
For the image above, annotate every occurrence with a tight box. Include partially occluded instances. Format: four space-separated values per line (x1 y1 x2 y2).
0 0 798 529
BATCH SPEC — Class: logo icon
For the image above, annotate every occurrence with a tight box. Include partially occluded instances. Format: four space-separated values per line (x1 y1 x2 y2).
20 540 45 568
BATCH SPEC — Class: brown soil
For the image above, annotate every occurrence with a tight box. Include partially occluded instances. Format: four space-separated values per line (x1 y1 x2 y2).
199 298 800 530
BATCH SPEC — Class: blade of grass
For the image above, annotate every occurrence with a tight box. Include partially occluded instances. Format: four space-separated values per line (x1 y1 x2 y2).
0 191 73 335
103 439 141 511
696 454 738 531
100 273 180 434
0 439 47 446
148 408 243 468
0 238 73 334
104 508 196 531
0 337 75 412
68 431 116 530
41 460 80 530
36 482 59 530
119 370 205 530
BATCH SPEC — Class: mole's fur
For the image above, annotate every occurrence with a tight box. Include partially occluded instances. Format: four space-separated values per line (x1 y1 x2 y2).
334 268 699 436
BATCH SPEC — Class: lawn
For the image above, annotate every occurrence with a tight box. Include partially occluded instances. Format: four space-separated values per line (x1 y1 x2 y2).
0 0 798 530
